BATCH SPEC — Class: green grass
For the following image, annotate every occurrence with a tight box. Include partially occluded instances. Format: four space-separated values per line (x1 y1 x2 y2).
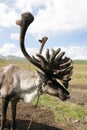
34 94 87 122
70 60 87 84
0 59 37 71
33 94 87 130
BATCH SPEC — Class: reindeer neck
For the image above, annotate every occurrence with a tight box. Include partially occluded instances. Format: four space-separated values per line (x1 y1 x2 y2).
14 70 45 103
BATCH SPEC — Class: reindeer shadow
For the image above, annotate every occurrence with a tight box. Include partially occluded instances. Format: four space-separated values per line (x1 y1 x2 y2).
2 119 62 130
15 119 62 130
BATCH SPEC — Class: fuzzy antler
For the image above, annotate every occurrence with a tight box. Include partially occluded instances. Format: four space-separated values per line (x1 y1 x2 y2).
16 12 73 88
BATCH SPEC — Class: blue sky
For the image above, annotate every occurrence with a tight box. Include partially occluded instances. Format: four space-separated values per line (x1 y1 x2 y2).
0 0 87 60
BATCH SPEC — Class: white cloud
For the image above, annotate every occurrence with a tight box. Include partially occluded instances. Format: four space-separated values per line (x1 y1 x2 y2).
15 0 33 13
15 0 47 13
0 43 17 56
0 0 87 33
30 0 87 35
54 45 87 60
67 45 87 60
0 3 18 28
0 43 38 57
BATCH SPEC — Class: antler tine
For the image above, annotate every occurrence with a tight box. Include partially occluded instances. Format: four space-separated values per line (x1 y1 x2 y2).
46 49 50 61
31 36 48 71
53 57 73 88
38 36 48 54
53 59 73 77
62 68 73 88
59 59 72 68
36 53 48 65
56 51 65 61
39 48 61 66
50 48 61 63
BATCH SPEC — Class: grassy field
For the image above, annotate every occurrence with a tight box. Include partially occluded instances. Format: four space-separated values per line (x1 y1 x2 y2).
0 59 87 130
37 94 87 130
0 59 87 85
71 60 87 84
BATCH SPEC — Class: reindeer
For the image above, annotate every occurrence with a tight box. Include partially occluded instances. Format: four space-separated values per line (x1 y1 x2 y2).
0 12 73 130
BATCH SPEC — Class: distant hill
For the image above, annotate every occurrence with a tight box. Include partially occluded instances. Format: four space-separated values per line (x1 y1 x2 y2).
74 60 87 64
0 55 6 60
6 55 24 61
0 55 87 63
0 55 27 62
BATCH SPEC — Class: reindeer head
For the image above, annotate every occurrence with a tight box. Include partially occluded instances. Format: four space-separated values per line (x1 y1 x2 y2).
41 76 70 101
16 12 73 101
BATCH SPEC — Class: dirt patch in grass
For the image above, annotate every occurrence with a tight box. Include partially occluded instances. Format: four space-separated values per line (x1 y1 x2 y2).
0 84 87 130
70 84 87 106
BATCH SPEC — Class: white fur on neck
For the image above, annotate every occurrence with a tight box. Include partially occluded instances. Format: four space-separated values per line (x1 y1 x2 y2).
20 89 38 103
12 71 42 103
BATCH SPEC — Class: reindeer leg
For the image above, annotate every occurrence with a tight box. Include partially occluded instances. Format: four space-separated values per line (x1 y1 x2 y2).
11 100 18 130
1 98 9 130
